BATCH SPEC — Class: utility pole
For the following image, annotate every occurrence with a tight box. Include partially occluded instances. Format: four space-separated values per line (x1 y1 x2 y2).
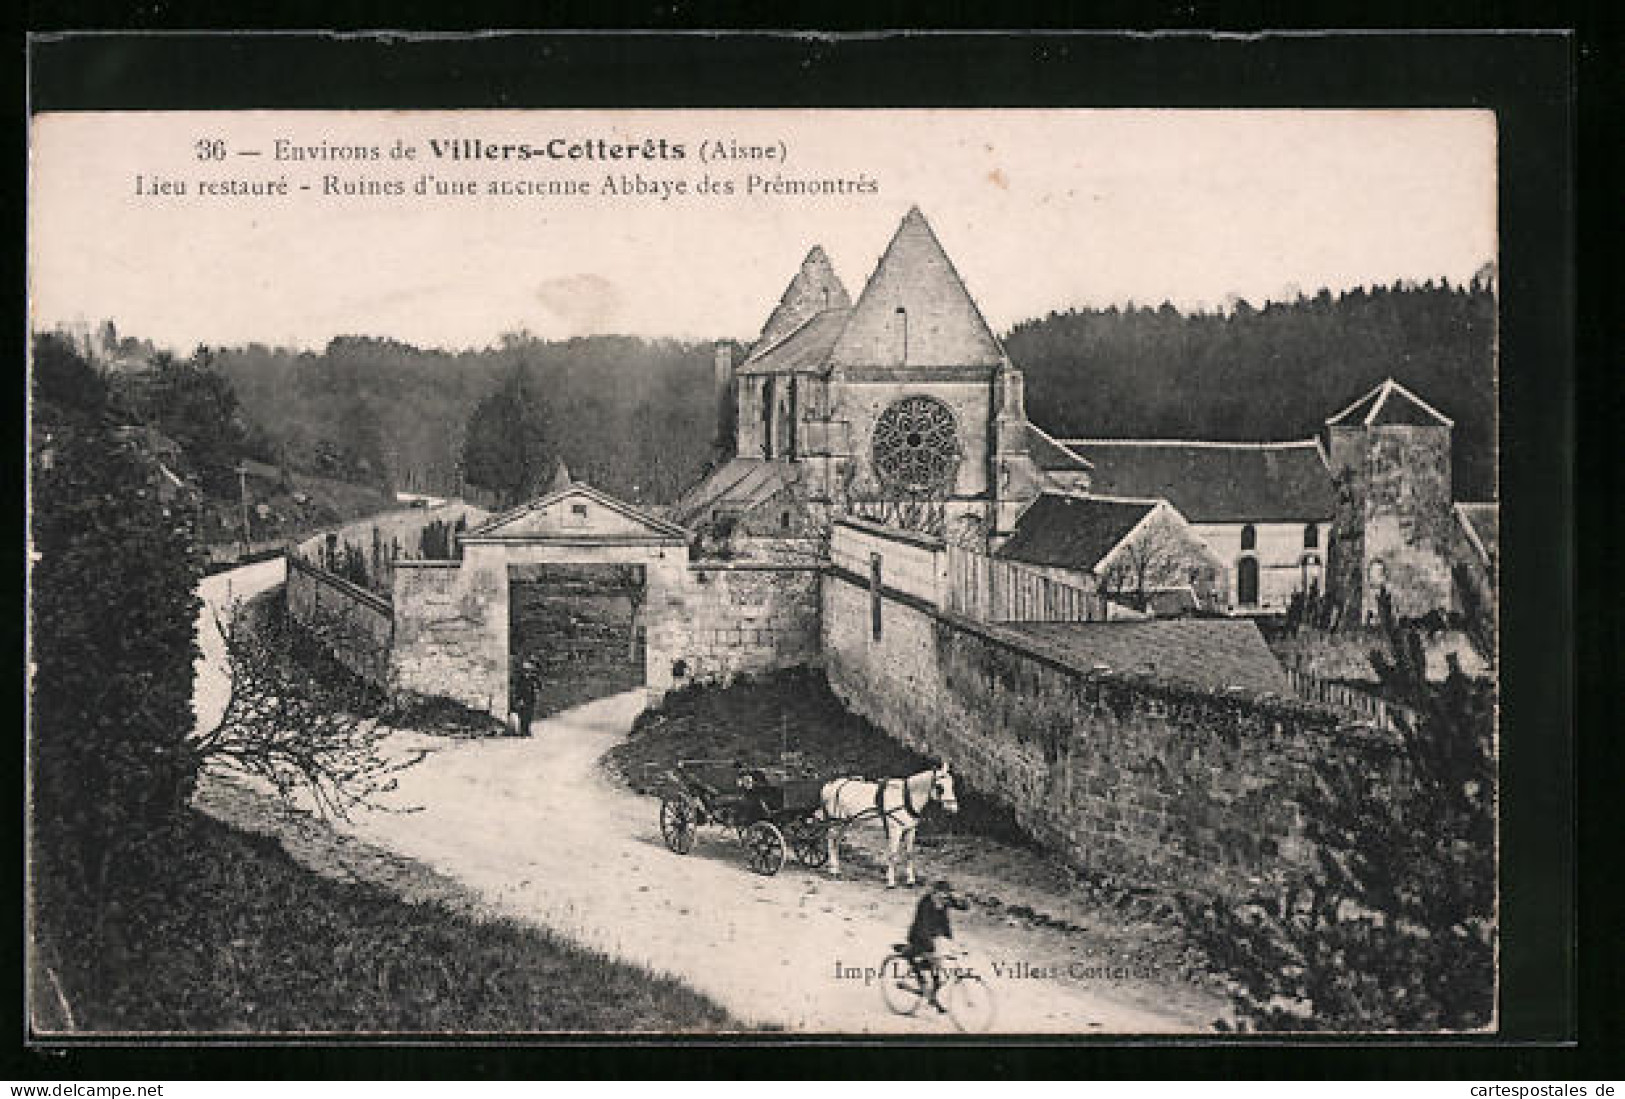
236 463 252 556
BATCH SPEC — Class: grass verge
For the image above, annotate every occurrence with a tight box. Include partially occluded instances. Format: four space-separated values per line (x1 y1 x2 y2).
33 808 737 1034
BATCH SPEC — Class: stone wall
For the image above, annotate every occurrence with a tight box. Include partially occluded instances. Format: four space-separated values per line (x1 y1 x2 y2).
828 516 944 604
822 560 1379 900
389 559 507 713
1328 423 1456 622
285 553 394 685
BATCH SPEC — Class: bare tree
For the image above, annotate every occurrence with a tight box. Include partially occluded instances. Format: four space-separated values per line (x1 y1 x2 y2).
1099 520 1213 613
191 597 429 820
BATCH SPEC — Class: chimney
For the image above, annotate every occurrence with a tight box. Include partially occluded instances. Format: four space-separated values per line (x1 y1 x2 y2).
713 341 739 457
715 341 735 396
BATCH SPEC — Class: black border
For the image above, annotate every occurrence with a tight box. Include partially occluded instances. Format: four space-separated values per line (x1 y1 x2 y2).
15 25 1597 1081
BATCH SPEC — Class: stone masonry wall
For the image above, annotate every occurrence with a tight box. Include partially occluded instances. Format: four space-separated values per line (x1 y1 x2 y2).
1361 426 1455 619
823 568 1379 900
658 563 823 688
389 559 508 713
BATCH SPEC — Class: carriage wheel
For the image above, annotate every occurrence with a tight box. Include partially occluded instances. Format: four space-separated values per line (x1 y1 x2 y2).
742 821 787 876
788 821 830 868
878 952 928 1016
660 795 698 855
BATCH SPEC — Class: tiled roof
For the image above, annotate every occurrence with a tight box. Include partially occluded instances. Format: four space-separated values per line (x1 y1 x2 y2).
1027 424 1093 472
996 493 1158 571
752 245 852 352
1326 377 1454 427
741 308 851 374
1064 439 1334 523
670 459 797 526
829 207 1005 369
1011 618 1290 695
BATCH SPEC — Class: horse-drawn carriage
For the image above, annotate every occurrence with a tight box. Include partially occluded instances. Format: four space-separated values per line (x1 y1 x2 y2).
657 759 834 876
657 757 959 885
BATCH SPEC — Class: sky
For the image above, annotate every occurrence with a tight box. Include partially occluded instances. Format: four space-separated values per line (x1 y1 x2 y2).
29 109 1496 354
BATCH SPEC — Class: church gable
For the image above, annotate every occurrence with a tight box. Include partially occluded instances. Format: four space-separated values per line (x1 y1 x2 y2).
463 484 688 543
749 245 852 356
829 207 1005 369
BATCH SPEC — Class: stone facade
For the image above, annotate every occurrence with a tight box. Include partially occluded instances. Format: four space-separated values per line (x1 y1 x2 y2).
383 483 824 715
658 563 823 687
1328 422 1456 621
681 207 1049 547
389 558 507 712
1189 520 1329 614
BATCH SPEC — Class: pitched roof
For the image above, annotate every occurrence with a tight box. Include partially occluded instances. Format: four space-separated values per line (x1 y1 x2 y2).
741 308 852 374
828 207 1005 369
752 245 852 353
996 493 1159 571
670 458 798 526
1027 424 1093 472
464 481 689 542
1011 618 1290 695
1063 439 1334 523
1326 377 1454 427
1455 502 1498 568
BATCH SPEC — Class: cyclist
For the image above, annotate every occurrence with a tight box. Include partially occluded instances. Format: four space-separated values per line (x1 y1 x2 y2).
905 879 968 1009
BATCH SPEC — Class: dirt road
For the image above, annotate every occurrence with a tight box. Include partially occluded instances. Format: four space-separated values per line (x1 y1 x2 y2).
298 694 1216 1033
193 559 1218 1033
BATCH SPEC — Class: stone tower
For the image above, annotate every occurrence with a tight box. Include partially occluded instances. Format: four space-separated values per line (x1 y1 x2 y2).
1325 377 1457 622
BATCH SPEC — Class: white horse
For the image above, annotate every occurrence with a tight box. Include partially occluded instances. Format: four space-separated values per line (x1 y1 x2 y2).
819 764 958 887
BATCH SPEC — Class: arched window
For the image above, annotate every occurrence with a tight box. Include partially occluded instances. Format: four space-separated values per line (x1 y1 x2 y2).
1237 557 1260 607
1304 523 1319 549
1240 524 1257 552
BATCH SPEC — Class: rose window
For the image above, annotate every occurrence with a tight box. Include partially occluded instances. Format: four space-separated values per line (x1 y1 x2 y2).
871 396 959 496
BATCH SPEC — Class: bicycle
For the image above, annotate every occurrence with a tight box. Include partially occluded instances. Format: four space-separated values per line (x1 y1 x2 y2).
878 944 997 1032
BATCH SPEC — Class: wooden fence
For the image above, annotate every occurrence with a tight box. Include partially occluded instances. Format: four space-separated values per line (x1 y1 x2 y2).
944 545 1103 624
1285 667 1418 732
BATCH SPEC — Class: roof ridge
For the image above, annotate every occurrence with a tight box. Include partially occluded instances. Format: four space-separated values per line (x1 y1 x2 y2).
1063 437 1322 450
830 206 1005 368
1042 488 1168 508
1028 422 1096 468
1374 376 1455 427
903 208 1010 364
743 305 846 366
466 480 690 540
1325 379 1387 425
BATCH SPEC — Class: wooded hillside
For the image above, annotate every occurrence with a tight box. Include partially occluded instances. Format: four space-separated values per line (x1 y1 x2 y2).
115 278 1493 507
1005 280 1496 500
212 335 723 506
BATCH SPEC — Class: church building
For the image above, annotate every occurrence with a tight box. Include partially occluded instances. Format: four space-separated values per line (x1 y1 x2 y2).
674 207 1085 551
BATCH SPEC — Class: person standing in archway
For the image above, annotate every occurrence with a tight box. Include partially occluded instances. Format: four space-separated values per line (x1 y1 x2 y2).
513 658 538 736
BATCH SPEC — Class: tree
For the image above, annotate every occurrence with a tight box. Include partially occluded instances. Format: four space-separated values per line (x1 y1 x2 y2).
32 331 108 420
1098 512 1220 613
192 596 429 820
1188 591 1496 1030
460 364 557 507
140 348 253 495
30 366 203 1012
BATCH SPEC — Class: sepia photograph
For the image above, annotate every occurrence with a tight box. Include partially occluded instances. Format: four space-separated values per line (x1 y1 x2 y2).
27 100 1505 1039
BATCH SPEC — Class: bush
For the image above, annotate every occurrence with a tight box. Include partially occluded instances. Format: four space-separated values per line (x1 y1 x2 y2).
30 403 203 1010
1189 593 1496 1030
